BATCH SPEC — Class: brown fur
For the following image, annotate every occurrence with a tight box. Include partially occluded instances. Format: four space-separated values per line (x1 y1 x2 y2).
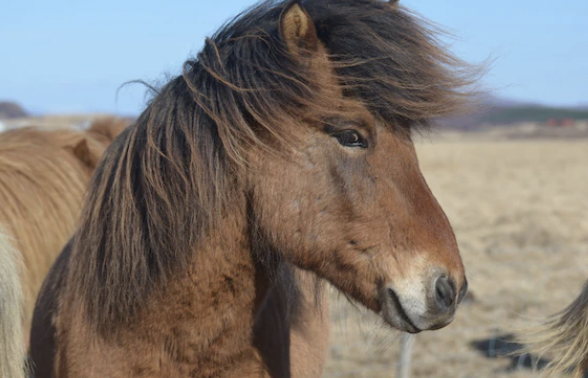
521 279 588 378
0 117 129 343
30 0 475 377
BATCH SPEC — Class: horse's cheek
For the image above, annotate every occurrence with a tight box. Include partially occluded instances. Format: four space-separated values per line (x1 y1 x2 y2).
252 148 334 254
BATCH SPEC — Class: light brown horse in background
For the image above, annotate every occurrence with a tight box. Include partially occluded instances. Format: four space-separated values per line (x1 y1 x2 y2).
0 117 129 346
29 0 474 377
523 280 588 378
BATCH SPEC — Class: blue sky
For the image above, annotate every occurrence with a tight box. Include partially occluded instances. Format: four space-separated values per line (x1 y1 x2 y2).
1 0 587 115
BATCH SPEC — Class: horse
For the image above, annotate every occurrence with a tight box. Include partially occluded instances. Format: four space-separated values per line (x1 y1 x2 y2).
0 227 26 378
522 280 588 378
0 117 129 346
28 0 474 376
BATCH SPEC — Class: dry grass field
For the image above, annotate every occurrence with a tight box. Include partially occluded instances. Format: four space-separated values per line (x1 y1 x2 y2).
324 130 588 377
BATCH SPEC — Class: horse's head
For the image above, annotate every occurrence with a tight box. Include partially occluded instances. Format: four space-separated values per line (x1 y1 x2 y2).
248 1 467 333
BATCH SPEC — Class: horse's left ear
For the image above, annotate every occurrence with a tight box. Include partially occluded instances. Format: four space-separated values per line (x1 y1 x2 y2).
279 1 319 56
67 138 101 170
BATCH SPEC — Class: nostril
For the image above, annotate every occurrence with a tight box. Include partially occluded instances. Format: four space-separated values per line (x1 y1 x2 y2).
434 276 455 311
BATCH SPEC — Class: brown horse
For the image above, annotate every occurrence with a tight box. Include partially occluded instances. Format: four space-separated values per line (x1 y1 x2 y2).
29 0 473 376
523 280 588 378
0 117 129 346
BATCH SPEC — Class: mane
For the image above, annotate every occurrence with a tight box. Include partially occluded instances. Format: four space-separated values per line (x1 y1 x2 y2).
68 0 477 332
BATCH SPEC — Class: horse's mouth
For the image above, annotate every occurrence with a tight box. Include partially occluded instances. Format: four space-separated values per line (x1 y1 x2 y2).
381 288 422 334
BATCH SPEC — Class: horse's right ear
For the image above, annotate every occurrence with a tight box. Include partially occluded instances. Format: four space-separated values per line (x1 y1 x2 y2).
279 1 319 56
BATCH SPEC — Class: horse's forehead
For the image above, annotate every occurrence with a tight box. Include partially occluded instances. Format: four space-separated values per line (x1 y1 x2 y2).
375 129 416 160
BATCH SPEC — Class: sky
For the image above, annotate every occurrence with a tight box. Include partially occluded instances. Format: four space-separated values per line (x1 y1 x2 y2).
1 0 587 115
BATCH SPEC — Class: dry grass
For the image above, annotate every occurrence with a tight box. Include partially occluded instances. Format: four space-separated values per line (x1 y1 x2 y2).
324 130 588 378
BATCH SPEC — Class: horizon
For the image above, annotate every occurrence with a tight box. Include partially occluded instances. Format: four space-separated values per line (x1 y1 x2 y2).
2 0 587 116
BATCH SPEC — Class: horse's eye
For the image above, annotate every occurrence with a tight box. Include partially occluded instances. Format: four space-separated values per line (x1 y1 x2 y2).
332 130 368 148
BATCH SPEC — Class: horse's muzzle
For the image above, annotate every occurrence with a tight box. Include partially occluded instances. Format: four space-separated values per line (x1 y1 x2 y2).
380 273 468 333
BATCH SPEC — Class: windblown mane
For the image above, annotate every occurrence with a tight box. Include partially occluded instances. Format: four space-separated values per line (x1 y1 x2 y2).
68 0 477 333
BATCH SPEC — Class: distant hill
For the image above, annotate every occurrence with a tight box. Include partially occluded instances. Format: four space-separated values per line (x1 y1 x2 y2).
572 104 588 111
480 106 588 124
0 101 28 119
438 97 588 130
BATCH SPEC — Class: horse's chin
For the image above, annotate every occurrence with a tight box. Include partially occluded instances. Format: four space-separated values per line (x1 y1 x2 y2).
379 288 422 333
379 287 455 333
380 312 423 334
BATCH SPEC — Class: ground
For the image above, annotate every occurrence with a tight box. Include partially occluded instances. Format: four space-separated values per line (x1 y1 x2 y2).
324 128 588 378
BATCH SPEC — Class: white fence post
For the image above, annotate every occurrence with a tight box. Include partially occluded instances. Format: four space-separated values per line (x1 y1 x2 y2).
397 333 415 378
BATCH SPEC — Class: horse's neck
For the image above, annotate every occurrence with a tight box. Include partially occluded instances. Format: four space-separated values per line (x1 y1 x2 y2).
132 213 274 375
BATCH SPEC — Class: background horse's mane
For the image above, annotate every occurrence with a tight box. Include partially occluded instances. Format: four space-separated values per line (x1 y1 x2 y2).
67 0 477 333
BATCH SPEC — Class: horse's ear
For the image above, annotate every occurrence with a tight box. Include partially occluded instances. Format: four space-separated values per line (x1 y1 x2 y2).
389 0 399 9
279 1 319 56
68 138 101 170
